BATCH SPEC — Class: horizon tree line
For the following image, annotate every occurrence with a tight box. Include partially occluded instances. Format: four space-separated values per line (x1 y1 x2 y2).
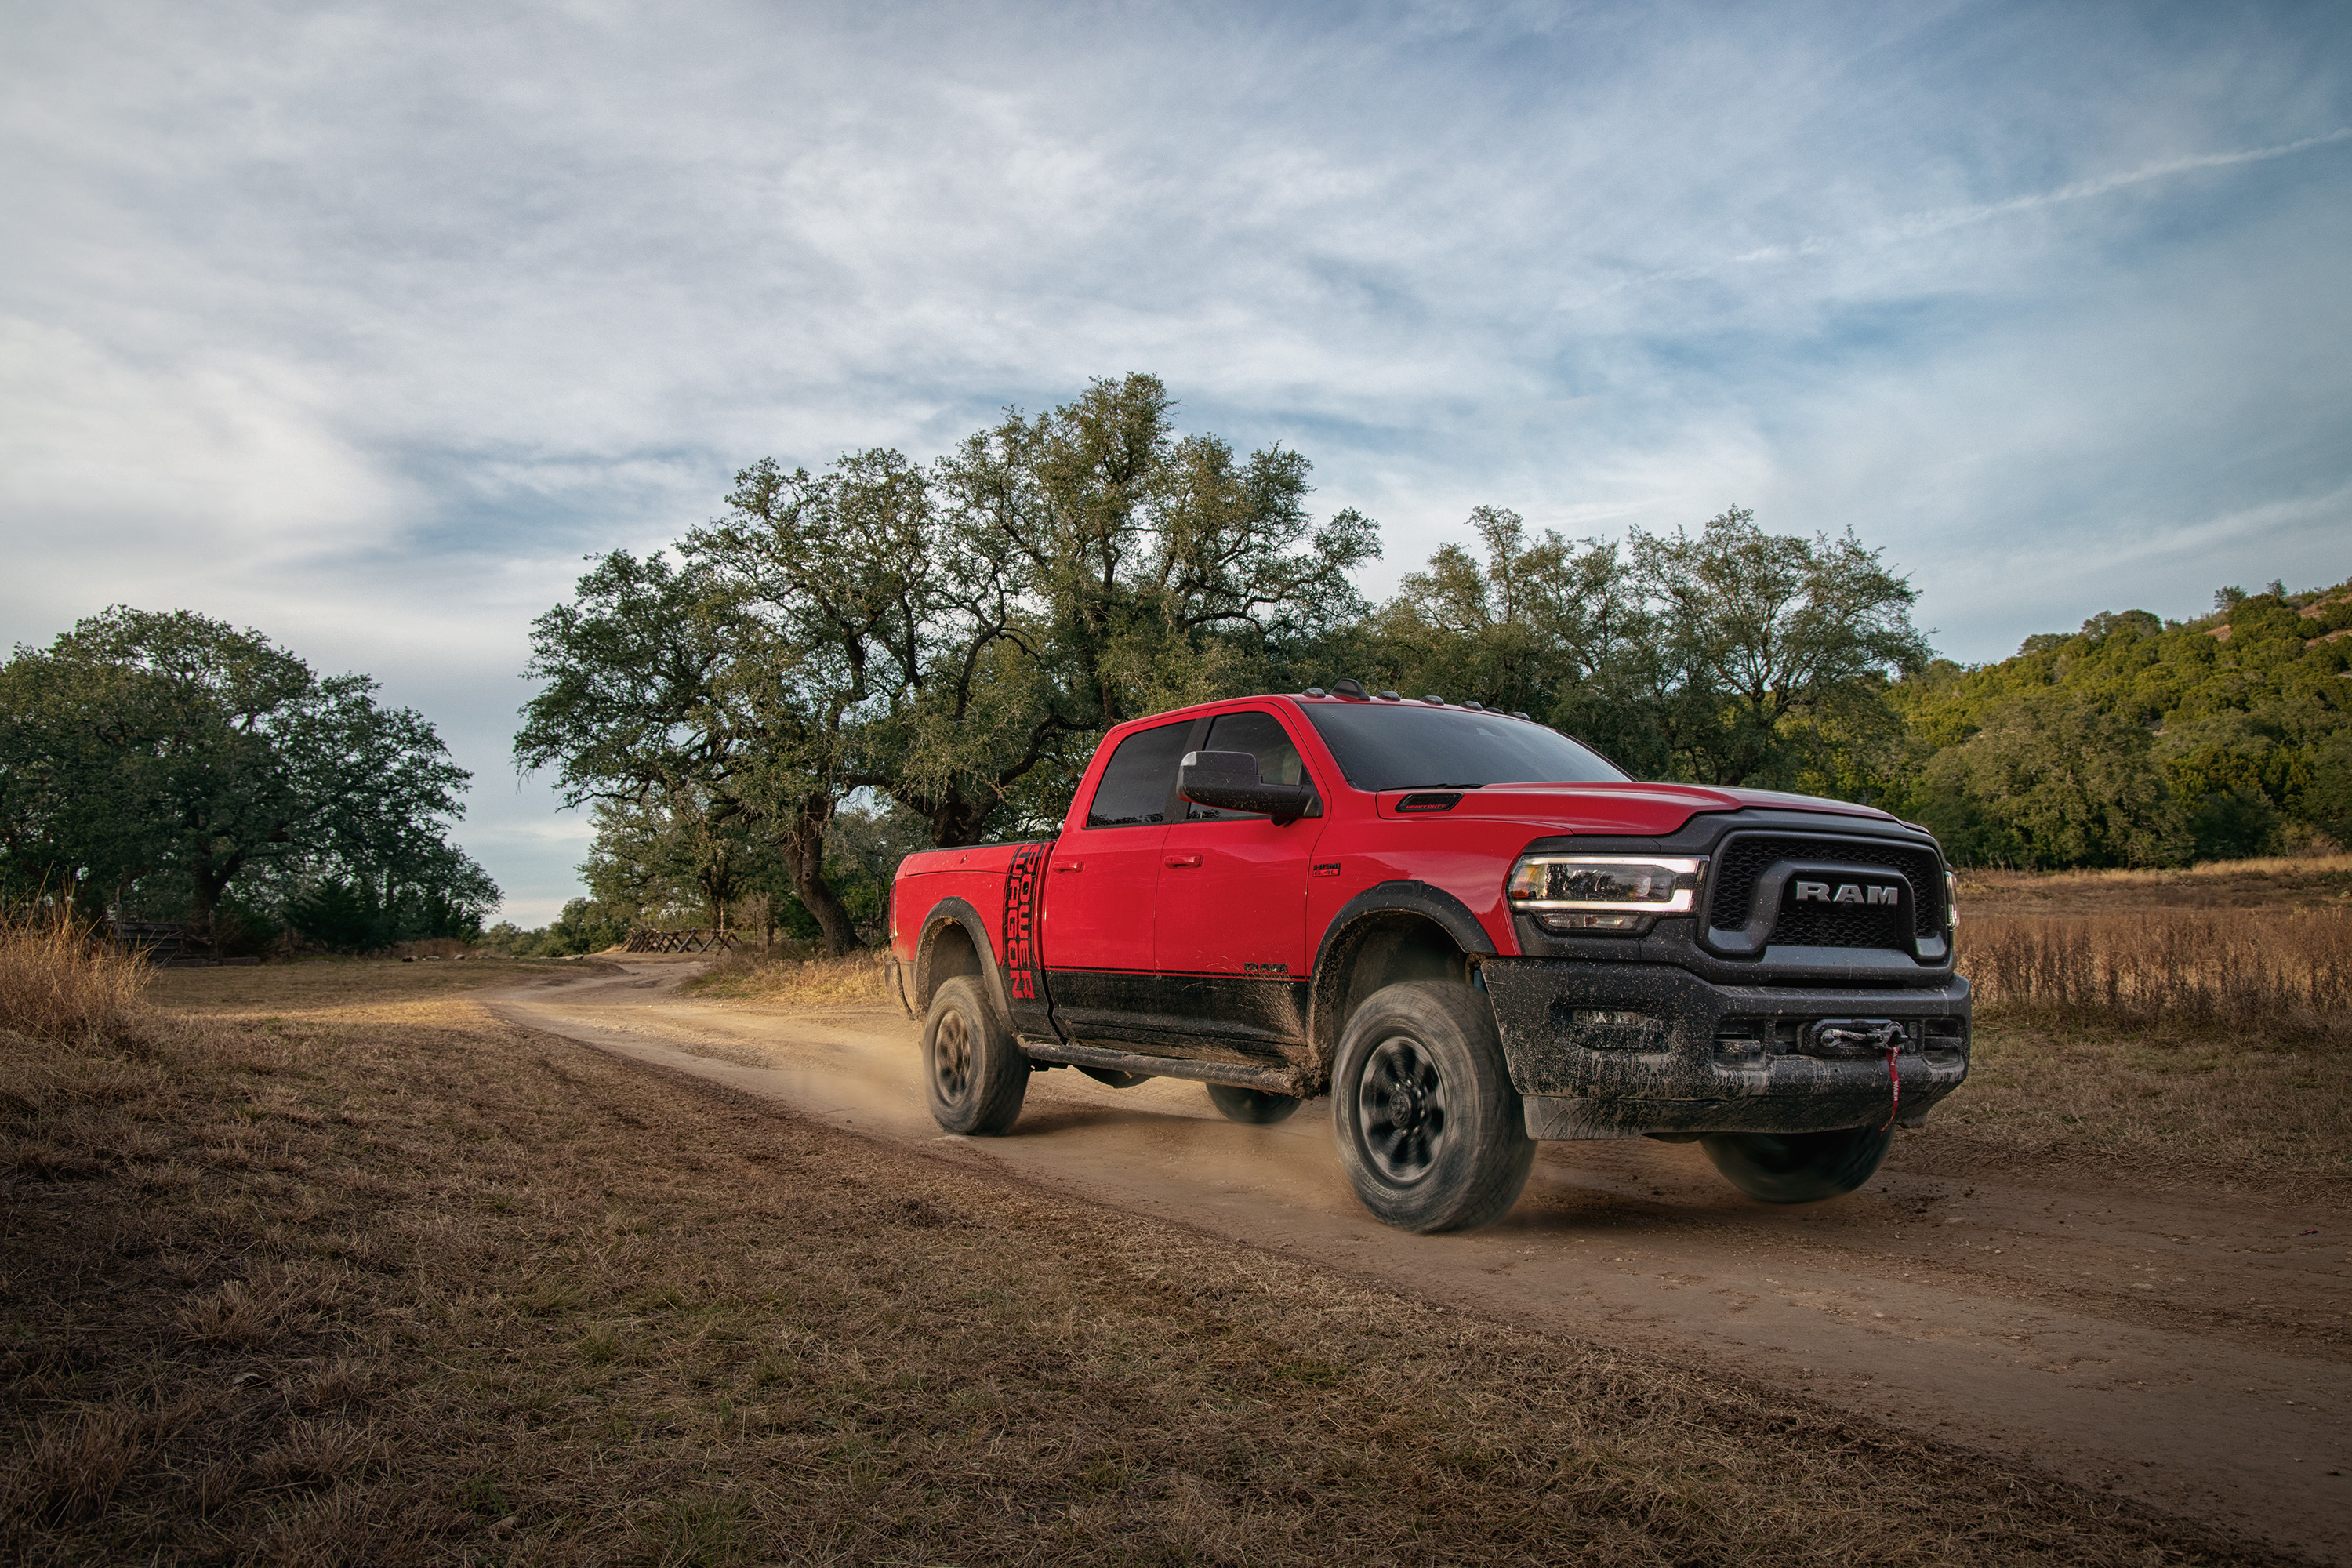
10 374 2340 956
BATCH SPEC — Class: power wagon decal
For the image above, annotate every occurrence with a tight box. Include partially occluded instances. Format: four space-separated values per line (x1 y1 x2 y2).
1002 841 1047 1005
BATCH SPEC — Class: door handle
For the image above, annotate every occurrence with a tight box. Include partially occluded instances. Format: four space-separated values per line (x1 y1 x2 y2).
1164 853 1203 869
1051 860 1083 873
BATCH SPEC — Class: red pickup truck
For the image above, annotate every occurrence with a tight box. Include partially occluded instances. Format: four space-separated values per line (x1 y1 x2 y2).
886 681 1970 1232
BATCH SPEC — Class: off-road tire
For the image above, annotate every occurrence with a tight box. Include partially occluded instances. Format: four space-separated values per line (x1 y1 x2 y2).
1206 1083 1303 1124
923 976 1028 1135
1700 1124 1893 1203
1332 980 1534 1232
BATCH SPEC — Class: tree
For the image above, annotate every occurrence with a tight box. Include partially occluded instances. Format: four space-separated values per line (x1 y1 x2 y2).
915 374 1376 826
1912 691 2189 868
1631 507 1933 787
579 791 775 933
1356 506 1658 767
520 375 1381 950
284 841 500 950
0 608 494 938
1353 505 1929 789
695 448 974 927
514 547 873 953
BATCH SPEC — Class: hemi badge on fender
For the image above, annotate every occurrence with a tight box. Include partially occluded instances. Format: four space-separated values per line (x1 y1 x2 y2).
1312 862 1341 877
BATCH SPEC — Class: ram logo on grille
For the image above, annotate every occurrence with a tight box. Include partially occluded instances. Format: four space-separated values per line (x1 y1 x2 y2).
1708 833 1945 950
1792 880 1900 906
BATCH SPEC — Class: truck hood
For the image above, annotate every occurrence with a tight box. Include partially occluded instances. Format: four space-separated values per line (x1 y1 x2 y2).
1375 782 1898 837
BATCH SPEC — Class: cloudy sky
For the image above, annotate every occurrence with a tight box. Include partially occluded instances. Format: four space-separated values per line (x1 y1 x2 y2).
4 0 2347 921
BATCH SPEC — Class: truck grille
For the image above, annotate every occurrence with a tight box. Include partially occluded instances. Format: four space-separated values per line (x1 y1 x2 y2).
1705 833 1944 945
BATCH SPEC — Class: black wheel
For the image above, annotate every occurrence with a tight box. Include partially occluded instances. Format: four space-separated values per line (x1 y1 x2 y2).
1332 981 1534 1232
1206 1082 1302 1124
1700 1124 1893 1203
923 976 1027 1135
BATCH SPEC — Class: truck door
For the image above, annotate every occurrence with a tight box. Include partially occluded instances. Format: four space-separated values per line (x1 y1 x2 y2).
1151 708 1325 1054
1044 715 1199 1043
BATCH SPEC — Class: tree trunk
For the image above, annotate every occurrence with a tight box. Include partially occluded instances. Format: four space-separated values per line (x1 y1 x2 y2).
926 794 994 848
779 802 861 955
189 855 238 959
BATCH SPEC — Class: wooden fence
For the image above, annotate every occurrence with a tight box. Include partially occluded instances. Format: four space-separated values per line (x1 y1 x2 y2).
111 920 209 965
622 927 742 954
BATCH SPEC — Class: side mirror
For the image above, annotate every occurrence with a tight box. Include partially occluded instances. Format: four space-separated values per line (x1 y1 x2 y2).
1178 750 1316 826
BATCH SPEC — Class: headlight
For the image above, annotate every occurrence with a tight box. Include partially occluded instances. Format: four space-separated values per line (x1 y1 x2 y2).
1945 869 1958 931
1505 855 1706 934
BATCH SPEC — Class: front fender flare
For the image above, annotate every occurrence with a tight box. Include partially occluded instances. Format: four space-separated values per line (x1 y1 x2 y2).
1313 880 1497 971
1306 880 1498 1078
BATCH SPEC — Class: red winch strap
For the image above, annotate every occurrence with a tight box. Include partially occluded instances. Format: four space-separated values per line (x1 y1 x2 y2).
1878 1037 1902 1132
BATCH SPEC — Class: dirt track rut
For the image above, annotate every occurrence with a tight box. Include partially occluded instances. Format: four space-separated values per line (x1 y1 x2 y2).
486 960 2352 1564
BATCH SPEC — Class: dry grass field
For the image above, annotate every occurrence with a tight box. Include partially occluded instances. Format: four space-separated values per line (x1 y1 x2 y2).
1956 853 2352 916
0 925 2281 1566
1939 861 2352 1195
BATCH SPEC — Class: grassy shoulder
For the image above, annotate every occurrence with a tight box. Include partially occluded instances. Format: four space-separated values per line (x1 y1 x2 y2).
2 961 2275 1566
677 945 890 1006
1919 1016 2350 1197
1941 859 2350 1196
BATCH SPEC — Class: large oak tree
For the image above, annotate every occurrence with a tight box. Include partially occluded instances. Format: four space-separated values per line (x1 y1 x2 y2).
0 608 494 939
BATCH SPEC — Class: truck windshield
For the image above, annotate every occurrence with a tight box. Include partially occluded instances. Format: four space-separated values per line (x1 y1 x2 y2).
1301 702 1628 792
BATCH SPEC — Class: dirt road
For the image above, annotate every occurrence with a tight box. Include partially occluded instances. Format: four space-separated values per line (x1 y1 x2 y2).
488 959 2352 1564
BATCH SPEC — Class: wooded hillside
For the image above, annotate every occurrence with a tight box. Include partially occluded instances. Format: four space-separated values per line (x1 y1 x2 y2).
1885 579 2352 867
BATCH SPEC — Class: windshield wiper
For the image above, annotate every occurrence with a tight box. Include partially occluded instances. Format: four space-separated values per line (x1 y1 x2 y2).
1389 782 1482 790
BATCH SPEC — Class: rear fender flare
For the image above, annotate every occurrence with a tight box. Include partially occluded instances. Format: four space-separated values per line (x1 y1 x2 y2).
913 897 1014 1025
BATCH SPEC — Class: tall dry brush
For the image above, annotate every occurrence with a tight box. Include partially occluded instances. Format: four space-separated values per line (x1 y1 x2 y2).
0 906 152 1046
1960 909 2352 1040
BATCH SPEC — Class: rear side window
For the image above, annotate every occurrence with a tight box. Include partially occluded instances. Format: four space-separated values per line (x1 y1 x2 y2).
1085 719 1196 827
1186 710 1312 821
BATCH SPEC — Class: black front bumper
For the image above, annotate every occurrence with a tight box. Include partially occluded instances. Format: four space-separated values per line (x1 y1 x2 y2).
1482 956 1972 1138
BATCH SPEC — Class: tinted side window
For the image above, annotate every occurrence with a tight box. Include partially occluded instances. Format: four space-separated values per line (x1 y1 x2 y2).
1301 703 1627 790
1085 720 1196 828
1186 710 1312 821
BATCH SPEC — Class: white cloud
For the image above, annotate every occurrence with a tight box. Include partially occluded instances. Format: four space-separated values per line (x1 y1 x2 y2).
1682 127 2352 278
0 318 401 563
